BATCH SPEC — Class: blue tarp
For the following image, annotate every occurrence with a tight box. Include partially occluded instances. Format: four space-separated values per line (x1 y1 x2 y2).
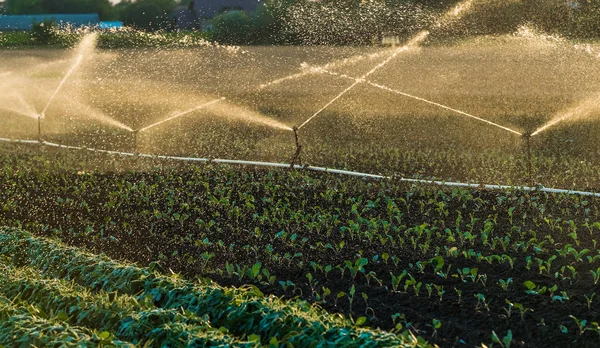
0 14 99 31
99 21 123 29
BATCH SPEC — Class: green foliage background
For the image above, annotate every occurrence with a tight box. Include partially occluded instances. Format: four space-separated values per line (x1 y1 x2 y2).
1 0 599 44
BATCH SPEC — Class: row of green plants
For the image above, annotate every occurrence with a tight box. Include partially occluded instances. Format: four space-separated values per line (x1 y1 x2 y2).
0 227 428 347
1 147 600 345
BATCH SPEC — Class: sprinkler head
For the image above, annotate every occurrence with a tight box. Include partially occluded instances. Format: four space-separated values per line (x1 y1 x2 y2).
521 132 531 139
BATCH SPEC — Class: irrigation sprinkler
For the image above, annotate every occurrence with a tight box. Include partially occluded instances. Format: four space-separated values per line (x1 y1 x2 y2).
37 114 42 143
289 126 303 169
522 132 534 187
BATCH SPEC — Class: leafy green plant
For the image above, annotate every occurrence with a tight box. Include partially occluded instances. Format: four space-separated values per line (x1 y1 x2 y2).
491 329 513 348
498 278 513 291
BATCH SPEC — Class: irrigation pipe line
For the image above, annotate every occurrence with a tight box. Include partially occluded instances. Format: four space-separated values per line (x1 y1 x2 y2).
2 136 600 198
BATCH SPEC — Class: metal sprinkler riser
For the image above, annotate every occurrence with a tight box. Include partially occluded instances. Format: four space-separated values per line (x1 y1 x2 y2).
290 126 303 169
522 132 534 187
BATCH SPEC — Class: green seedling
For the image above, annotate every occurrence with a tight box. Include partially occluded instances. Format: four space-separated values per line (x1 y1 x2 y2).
491 329 513 348
498 278 513 291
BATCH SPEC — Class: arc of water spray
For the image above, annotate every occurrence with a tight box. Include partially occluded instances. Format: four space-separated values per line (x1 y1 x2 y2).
297 42 421 130
293 0 481 131
137 98 225 132
259 47 400 90
312 66 522 136
531 94 600 136
531 117 566 137
40 54 84 118
260 0 474 91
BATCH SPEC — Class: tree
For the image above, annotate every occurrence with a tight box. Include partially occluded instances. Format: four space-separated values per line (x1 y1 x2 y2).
5 0 115 20
42 0 115 20
122 0 177 31
5 0 44 14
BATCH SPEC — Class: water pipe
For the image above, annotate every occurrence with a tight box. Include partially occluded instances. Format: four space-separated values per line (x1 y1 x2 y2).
2 137 600 198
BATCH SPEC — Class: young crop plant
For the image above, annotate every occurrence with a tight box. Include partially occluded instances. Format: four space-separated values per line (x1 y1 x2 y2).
390 270 408 293
498 278 513 291
490 329 513 348
456 267 479 283
523 280 547 295
584 293 595 311
590 267 600 285
570 315 589 336
475 293 491 312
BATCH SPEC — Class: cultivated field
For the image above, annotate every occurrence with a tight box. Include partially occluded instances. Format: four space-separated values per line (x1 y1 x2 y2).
2 33 600 347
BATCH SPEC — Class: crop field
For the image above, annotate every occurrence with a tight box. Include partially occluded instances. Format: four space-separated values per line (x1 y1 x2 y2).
2 34 600 183
2 30 600 347
0 146 600 346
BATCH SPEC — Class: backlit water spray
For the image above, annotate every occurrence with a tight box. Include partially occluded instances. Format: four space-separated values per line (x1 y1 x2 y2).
312 66 522 135
261 0 475 91
0 93 39 120
531 94 600 136
259 47 401 90
296 0 479 131
208 102 293 131
40 33 97 119
297 37 426 130
137 98 226 133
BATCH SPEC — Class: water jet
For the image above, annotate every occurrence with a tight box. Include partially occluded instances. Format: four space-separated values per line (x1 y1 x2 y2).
137 98 225 133
311 66 523 136
133 129 139 154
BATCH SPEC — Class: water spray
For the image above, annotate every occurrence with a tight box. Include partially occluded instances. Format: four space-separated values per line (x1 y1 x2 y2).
137 98 225 133
133 129 140 155
522 132 534 186
289 126 303 169
312 66 523 136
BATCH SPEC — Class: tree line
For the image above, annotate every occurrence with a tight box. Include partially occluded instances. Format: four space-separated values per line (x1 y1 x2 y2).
2 0 598 43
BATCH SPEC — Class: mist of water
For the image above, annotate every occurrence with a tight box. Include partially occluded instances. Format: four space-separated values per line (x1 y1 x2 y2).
436 0 474 27
259 48 400 90
138 98 225 132
0 93 39 119
208 101 292 131
72 101 134 132
260 0 475 94
310 66 522 135
295 0 479 130
297 44 416 130
532 95 600 136
41 33 97 118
